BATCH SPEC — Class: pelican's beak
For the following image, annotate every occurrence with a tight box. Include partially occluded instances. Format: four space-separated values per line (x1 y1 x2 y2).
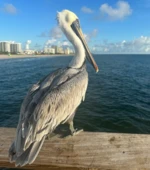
71 20 99 72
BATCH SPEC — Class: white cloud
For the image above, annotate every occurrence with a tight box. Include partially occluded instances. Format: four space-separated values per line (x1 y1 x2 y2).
90 29 98 37
45 38 57 46
145 47 150 52
38 31 48 37
44 39 73 50
84 34 89 42
92 36 150 54
50 26 63 39
61 40 71 46
99 1 132 20
26 40 31 44
1 4 17 14
44 35 150 54
39 26 63 39
43 28 98 49
81 6 94 13
84 29 98 42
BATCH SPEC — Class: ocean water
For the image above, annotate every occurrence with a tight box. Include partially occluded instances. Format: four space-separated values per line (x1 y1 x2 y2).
0 54 150 134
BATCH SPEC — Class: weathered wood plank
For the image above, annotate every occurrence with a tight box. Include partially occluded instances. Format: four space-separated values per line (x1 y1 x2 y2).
0 128 150 170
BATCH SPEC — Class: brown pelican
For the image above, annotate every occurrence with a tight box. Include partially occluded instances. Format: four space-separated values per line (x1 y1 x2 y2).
9 10 99 167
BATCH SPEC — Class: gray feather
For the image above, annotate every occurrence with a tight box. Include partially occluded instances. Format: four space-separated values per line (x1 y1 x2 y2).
9 65 88 166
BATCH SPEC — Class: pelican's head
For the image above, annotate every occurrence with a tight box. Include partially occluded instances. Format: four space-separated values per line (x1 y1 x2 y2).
57 10 99 72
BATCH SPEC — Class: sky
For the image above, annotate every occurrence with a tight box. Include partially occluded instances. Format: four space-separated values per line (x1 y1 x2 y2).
0 0 150 54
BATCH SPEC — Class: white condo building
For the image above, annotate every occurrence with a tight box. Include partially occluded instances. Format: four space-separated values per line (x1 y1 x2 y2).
64 47 70 55
0 41 11 52
25 44 29 50
10 43 22 53
44 47 55 54
0 41 22 53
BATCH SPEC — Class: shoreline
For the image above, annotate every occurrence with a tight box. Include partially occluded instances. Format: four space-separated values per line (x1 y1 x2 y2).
0 54 72 60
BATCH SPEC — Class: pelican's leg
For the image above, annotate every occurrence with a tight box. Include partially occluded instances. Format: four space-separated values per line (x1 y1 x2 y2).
69 121 76 135
46 132 56 140
69 120 83 136
66 110 83 136
46 112 77 140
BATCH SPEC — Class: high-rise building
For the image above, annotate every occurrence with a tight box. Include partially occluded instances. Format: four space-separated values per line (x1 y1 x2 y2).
44 46 55 54
10 44 16 53
25 44 29 50
0 42 4 52
51 45 64 54
51 45 58 53
10 43 22 53
16 43 22 53
0 42 11 52
0 41 22 53
25 40 31 50
64 47 70 55
57 47 64 54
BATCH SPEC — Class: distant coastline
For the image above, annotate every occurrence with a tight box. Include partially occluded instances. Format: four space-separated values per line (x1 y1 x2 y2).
1 54 149 60
0 54 72 60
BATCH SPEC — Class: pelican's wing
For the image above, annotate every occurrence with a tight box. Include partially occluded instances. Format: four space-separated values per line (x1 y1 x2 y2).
11 66 88 166
19 68 65 121
15 68 66 148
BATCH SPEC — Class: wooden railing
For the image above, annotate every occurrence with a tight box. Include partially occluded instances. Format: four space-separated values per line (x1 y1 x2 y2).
0 128 150 169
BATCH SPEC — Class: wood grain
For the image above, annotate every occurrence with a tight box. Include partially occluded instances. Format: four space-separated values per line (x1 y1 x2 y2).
0 128 150 170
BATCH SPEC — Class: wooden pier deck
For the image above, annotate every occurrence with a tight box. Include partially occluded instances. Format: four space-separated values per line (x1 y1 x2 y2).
0 128 150 170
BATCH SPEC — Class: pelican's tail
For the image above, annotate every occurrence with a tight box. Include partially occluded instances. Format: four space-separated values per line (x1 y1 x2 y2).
9 136 46 167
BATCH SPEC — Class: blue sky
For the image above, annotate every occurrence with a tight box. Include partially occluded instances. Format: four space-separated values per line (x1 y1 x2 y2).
0 0 150 53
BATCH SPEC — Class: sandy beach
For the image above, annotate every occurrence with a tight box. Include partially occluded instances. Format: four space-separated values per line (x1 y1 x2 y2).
0 54 71 60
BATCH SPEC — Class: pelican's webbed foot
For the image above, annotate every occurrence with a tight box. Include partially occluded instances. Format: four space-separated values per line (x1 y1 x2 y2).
46 121 83 139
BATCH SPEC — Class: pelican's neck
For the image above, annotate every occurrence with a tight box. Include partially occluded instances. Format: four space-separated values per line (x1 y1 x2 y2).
62 25 85 69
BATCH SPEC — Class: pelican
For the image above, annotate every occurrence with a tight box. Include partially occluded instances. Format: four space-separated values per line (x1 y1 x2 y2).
9 10 99 167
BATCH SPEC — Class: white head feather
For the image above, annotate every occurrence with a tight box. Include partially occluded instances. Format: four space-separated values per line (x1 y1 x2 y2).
57 10 85 69
57 10 78 27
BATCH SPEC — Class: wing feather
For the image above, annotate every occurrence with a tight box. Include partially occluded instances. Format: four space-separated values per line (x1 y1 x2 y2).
14 66 88 156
